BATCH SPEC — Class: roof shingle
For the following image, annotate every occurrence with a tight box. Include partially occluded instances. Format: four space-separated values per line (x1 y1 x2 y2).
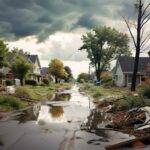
118 56 150 74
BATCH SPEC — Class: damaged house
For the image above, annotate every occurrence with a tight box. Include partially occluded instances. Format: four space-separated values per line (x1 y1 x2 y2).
113 56 150 87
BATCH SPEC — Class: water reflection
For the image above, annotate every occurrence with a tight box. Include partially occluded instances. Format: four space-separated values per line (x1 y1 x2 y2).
49 106 64 118
51 93 71 101
37 105 67 125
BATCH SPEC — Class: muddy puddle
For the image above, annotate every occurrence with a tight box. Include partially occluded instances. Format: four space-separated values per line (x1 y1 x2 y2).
0 85 148 150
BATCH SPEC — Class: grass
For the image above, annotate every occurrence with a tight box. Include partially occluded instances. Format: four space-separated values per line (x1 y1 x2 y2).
0 82 72 112
15 82 72 101
0 95 27 111
80 83 128 100
138 84 150 99
113 95 144 110
80 83 145 110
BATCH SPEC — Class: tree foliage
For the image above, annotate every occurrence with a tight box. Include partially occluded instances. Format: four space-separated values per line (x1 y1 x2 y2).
64 66 73 82
79 26 131 82
11 55 31 86
77 73 91 83
49 59 67 83
0 40 9 67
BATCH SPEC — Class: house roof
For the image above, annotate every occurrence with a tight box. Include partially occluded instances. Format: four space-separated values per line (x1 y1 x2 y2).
40 67 49 76
28 55 38 63
118 56 150 74
27 55 41 68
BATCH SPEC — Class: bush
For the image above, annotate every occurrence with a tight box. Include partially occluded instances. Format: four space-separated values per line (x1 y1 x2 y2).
114 95 144 110
42 78 49 85
101 77 112 84
141 86 150 99
25 80 37 86
92 90 103 98
5 80 15 86
0 95 24 110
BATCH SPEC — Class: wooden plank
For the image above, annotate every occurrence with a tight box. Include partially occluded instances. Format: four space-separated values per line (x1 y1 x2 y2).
105 136 150 150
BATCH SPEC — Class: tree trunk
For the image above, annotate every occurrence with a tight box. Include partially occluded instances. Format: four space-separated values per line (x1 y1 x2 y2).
20 78 24 86
96 70 100 82
55 77 58 83
95 62 101 85
131 1 142 91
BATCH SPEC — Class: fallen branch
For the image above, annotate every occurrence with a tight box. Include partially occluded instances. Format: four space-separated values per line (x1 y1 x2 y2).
105 135 150 150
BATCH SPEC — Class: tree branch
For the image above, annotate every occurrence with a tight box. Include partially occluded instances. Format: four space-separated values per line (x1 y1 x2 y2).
141 17 150 28
141 32 150 47
123 17 137 48
141 12 150 24
140 28 144 40
142 3 150 17
141 44 150 52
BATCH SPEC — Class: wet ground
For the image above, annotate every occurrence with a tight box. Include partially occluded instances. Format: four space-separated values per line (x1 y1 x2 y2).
0 85 144 150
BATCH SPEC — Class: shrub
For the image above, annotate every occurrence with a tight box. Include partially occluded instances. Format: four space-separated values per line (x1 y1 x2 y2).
42 78 49 85
5 80 15 86
0 95 24 110
25 80 37 86
114 95 144 110
101 77 112 84
141 86 150 99
92 90 103 98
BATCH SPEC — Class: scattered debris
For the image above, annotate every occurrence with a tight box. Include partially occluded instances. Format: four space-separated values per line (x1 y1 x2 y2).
6 86 15 94
137 106 150 130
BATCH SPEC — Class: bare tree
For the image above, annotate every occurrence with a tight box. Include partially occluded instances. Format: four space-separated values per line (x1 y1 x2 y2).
123 0 150 91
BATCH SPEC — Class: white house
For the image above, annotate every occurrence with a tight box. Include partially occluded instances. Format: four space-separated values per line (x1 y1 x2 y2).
27 55 41 82
113 56 150 87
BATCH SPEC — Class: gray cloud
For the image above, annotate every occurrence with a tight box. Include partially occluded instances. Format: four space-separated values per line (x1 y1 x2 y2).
0 0 136 41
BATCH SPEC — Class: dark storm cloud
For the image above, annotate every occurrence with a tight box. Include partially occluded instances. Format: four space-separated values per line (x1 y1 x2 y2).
73 13 101 29
0 0 136 41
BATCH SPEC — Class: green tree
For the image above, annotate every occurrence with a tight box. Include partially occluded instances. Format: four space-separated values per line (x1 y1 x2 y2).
11 56 31 86
79 26 131 83
49 59 67 83
77 73 91 83
0 40 9 68
64 66 73 82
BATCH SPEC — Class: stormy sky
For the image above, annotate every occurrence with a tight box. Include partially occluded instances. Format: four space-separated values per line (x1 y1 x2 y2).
0 0 136 40
0 0 149 77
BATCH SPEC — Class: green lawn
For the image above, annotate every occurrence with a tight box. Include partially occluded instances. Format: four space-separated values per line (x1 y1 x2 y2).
15 82 72 101
0 95 28 112
80 83 128 99
79 83 146 110
0 83 72 112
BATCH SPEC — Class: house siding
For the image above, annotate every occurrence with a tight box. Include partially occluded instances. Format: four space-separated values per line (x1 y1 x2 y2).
28 55 41 82
33 59 41 75
114 62 125 87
